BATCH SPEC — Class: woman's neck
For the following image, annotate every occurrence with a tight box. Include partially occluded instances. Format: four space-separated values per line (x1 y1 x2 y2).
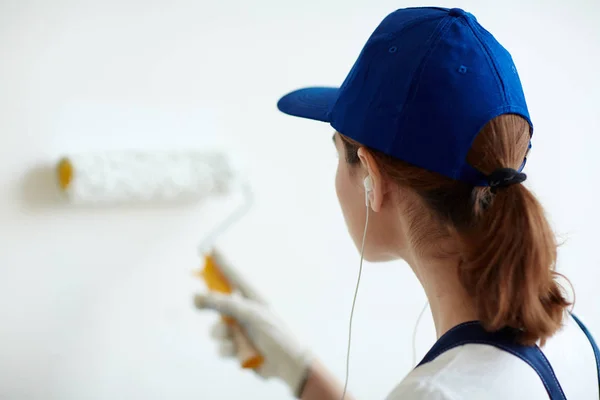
408 252 478 339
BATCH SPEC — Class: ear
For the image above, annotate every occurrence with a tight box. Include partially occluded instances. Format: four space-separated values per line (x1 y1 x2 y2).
357 147 384 212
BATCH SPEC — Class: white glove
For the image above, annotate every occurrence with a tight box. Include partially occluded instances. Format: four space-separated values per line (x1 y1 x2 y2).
194 265 312 398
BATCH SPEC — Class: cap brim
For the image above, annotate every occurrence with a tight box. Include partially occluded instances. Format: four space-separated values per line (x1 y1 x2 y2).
277 87 339 123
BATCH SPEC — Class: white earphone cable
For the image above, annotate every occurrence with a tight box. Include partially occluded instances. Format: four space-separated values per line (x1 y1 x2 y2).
411 300 429 366
340 178 429 398
341 202 370 400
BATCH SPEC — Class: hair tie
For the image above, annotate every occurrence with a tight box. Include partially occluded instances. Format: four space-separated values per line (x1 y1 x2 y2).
487 168 527 193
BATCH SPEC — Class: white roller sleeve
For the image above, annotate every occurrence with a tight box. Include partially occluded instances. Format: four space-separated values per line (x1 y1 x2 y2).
56 150 235 204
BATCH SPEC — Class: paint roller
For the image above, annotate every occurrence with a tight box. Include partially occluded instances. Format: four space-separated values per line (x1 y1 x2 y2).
55 149 264 369
55 150 234 204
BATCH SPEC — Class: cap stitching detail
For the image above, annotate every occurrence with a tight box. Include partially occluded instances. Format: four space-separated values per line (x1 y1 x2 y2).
387 16 455 154
329 14 436 123
464 18 508 104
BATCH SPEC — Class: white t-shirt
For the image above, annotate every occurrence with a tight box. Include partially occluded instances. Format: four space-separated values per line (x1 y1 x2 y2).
387 314 599 399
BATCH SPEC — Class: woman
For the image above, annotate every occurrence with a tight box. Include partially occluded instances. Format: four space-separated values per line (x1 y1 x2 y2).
195 6 600 399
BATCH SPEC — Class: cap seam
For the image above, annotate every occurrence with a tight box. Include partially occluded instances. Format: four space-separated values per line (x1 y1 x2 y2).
370 15 446 120
387 15 456 154
330 14 440 123
464 18 508 104
372 13 445 43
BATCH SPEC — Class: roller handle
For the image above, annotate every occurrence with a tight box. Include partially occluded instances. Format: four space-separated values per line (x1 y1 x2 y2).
223 316 265 369
197 254 265 370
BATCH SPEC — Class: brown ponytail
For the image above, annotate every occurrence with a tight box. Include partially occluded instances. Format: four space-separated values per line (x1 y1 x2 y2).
339 113 571 345
462 114 571 345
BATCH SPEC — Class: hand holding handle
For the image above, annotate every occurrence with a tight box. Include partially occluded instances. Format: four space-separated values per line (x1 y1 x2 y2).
196 250 264 370
194 249 312 398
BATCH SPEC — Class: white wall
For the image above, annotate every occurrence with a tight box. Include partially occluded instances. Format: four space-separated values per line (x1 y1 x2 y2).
1 0 598 399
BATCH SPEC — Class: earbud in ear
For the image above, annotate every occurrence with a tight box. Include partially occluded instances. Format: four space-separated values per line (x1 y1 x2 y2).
363 176 373 206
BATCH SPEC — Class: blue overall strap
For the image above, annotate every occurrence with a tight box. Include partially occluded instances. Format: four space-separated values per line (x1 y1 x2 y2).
416 321 567 400
571 313 600 395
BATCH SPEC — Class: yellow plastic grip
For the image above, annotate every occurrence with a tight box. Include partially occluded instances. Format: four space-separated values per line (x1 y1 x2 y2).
57 157 73 191
197 253 265 370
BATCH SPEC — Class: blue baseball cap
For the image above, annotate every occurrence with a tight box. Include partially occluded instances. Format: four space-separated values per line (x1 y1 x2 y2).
277 7 532 186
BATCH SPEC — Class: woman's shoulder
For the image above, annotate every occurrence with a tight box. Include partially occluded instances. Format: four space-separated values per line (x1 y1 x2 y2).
386 343 547 399
387 314 598 399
